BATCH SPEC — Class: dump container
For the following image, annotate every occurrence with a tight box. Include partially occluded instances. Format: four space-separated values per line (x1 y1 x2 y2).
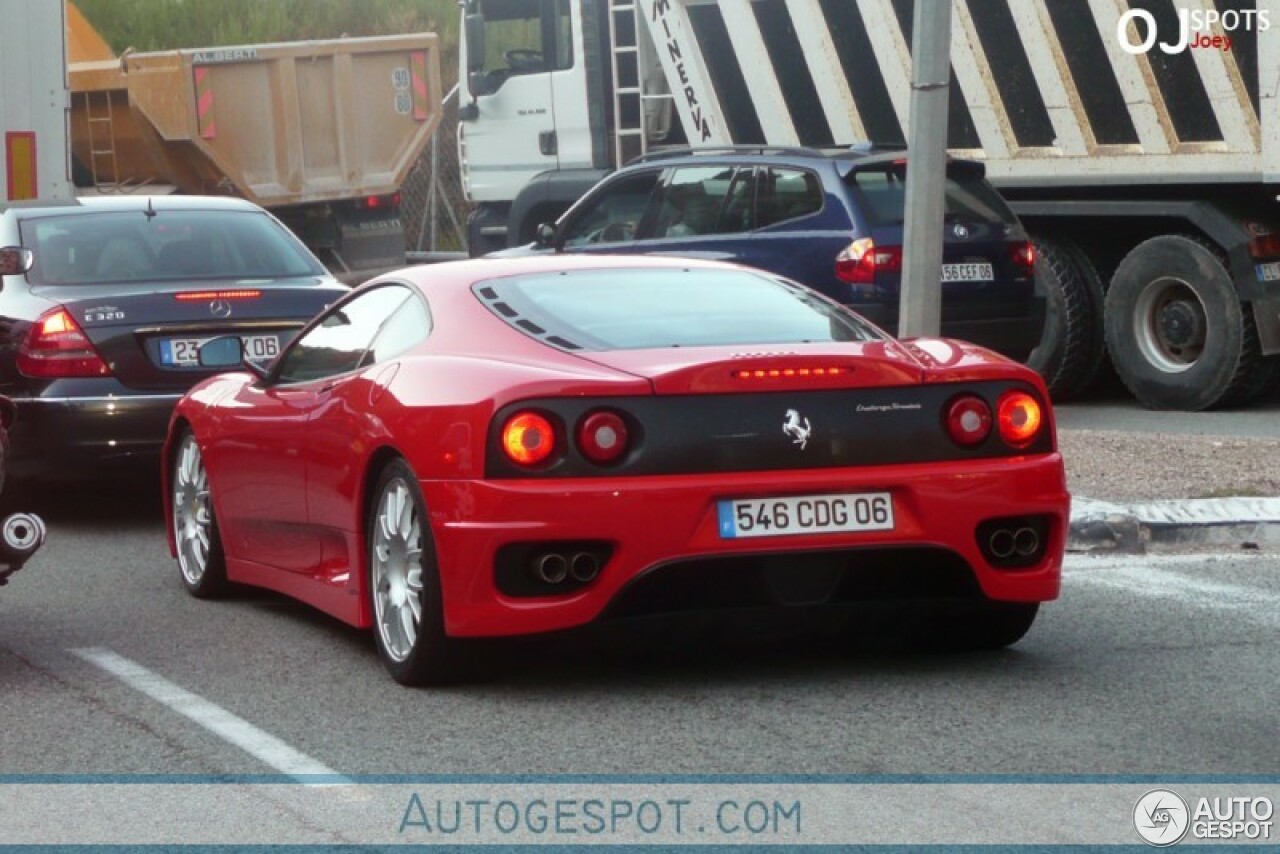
67 9 441 270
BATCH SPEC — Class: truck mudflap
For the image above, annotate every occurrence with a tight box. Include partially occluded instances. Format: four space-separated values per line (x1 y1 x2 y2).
278 202 408 273
333 207 408 273
1253 299 1280 355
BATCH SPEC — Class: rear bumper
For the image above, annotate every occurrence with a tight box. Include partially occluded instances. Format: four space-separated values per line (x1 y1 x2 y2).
8 392 182 480
421 455 1069 638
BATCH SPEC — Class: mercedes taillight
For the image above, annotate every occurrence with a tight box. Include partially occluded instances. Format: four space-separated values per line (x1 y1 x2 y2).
17 308 111 378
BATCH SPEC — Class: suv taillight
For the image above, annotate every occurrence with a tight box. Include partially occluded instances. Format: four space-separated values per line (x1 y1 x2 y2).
835 238 902 284
17 308 111 378
1010 241 1036 276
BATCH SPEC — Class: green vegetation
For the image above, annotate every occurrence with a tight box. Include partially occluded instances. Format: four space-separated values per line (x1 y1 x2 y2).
73 0 459 81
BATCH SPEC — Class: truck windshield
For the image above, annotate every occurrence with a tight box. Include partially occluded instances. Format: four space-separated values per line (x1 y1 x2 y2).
474 267 877 351
471 0 572 78
21 209 327 286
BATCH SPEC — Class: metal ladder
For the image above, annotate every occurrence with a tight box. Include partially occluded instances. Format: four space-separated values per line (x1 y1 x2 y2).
79 89 123 192
607 0 675 166
79 89 149 193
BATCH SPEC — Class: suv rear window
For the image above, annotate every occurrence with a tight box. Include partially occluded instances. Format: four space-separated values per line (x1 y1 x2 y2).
475 267 877 351
847 165 1018 227
20 209 326 285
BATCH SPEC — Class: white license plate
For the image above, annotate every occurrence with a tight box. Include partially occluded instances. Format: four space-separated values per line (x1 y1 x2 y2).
717 492 894 539
1256 262 1280 282
160 334 279 367
941 262 994 283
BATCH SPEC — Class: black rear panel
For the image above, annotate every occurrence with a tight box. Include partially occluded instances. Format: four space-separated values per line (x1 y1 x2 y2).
486 380 1051 478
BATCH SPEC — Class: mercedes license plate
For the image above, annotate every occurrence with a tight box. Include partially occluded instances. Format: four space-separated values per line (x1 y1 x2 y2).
160 334 280 367
941 262 994 283
717 492 894 539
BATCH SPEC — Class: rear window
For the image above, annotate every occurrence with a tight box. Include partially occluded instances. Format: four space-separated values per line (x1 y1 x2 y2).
847 166 1018 227
20 209 326 286
474 267 878 351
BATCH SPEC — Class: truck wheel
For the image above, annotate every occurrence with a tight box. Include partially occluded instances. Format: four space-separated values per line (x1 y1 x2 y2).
1028 237 1106 401
1104 235 1262 410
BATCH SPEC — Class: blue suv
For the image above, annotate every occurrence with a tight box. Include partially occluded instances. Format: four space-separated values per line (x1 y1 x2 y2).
497 146 1044 362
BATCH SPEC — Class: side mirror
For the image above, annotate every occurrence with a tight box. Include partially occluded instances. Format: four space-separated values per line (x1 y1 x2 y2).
198 335 245 369
0 246 34 278
465 14 485 73
535 222 557 249
199 335 272 381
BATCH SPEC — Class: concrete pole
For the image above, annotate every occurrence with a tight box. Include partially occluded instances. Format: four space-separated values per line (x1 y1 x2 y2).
898 0 952 339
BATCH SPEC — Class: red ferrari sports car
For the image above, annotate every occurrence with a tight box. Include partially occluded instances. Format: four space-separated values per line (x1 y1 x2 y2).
164 255 1068 685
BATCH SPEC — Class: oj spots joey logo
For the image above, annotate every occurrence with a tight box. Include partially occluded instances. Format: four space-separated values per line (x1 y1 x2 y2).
1116 7 1269 54
782 409 811 450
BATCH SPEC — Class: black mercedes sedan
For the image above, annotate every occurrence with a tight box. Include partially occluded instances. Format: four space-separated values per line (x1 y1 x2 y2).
0 195 348 483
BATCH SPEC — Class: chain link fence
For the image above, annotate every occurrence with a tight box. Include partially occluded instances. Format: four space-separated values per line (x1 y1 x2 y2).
401 85 470 255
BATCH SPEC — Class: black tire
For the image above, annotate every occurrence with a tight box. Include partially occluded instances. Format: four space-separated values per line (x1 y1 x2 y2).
366 459 467 686
1104 235 1262 410
171 430 228 599
1028 237 1106 401
911 601 1040 652
1178 234 1279 407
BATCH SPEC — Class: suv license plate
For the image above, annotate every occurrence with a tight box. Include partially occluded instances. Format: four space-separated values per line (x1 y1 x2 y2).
717 492 894 539
160 334 280 367
941 262 994 282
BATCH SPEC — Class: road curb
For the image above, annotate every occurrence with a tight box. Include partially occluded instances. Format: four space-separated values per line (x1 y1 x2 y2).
1069 497 1280 553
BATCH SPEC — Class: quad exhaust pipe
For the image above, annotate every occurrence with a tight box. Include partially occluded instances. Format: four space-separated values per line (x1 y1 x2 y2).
984 524 1042 563
533 553 569 585
530 550 601 586
570 552 599 583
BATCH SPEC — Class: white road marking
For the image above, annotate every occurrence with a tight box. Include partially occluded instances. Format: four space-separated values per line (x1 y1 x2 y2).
1063 554 1280 628
72 647 347 783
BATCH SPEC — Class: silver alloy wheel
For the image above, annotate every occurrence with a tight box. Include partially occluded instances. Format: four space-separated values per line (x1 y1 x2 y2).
174 435 213 586
1132 277 1205 373
371 476 425 663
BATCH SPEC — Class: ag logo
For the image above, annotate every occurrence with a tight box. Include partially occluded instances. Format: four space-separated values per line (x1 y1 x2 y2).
1134 789 1190 846
951 222 970 239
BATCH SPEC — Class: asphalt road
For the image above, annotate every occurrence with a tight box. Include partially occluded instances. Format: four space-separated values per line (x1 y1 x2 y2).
2 483 1277 782
1053 373 1280 438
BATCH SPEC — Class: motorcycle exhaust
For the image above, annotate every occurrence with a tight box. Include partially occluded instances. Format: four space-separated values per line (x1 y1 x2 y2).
0 512 46 576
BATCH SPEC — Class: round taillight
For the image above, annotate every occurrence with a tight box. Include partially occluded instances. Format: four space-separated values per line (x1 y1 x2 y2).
997 391 1043 447
577 410 629 465
501 411 557 466
945 395 992 447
